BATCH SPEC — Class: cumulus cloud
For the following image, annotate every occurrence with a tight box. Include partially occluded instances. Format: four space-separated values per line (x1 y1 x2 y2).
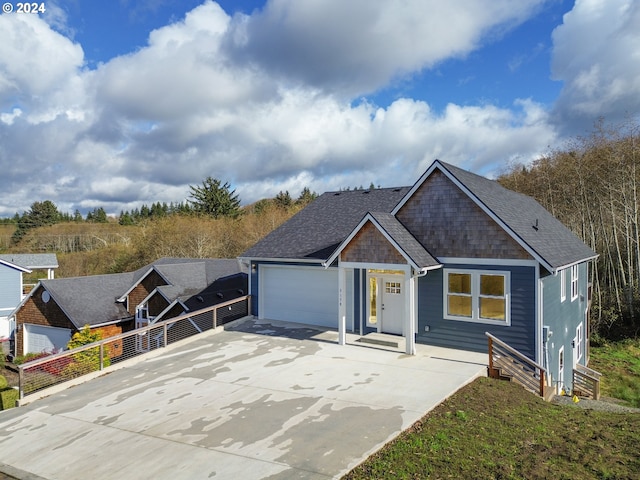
0 13 84 102
227 0 546 97
0 0 634 217
551 0 640 132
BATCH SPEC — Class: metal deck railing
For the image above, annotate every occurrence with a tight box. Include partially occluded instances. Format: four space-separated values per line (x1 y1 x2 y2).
17 296 251 402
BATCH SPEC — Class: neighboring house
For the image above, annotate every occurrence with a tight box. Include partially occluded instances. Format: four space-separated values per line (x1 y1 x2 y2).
11 258 247 357
0 254 58 340
240 160 597 393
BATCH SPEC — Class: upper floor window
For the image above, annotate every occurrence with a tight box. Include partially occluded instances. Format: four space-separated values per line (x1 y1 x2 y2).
560 269 566 302
444 269 510 325
571 265 579 301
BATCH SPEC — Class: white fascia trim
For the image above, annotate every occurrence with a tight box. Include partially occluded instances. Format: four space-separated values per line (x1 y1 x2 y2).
89 318 131 329
393 161 554 272
391 161 440 215
0 259 32 274
325 213 430 270
553 255 599 274
240 257 325 265
438 257 538 267
324 214 372 267
117 266 173 302
117 267 155 302
339 261 411 273
154 300 186 322
15 283 76 328
137 288 159 307
8 282 39 318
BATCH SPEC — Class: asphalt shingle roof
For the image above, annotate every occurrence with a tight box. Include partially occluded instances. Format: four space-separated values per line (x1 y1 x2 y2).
368 212 440 269
0 253 58 269
242 160 596 271
35 258 245 329
437 161 597 269
41 273 135 329
242 187 410 260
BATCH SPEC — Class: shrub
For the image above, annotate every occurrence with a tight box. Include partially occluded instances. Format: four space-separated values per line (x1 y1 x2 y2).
0 388 18 410
62 325 111 378
0 375 17 410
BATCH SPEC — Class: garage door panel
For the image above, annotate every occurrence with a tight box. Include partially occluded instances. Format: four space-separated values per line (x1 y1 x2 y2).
261 266 338 327
25 324 71 354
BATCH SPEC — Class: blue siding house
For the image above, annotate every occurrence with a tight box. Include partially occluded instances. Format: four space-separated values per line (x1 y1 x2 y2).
240 160 597 394
0 254 58 340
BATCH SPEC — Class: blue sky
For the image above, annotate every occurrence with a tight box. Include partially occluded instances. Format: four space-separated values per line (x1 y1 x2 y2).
1 0 639 217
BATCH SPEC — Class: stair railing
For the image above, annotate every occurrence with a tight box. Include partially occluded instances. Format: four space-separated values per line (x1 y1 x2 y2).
486 332 547 398
573 364 601 400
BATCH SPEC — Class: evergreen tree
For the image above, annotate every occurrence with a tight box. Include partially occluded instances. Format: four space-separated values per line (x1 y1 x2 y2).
188 177 241 219
296 187 318 206
274 190 293 209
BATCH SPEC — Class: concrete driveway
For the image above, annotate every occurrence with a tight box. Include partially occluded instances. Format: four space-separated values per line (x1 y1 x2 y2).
0 318 486 480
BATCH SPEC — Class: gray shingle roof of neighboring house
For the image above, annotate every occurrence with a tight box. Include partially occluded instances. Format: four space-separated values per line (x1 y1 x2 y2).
31 258 245 330
367 212 440 269
40 272 135 329
241 187 411 261
0 253 58 269
435 161 598 269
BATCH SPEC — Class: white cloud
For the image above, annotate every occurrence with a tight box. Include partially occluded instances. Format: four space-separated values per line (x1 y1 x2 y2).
227 0 546 97
5 0 625 218
551 0 640 130
0 13 84 101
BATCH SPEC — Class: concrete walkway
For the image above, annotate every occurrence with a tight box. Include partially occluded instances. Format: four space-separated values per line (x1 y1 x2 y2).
0 318 487 480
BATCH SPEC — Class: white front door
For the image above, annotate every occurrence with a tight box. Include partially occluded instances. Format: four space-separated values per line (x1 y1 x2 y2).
368 274 404 335
380 276 404 335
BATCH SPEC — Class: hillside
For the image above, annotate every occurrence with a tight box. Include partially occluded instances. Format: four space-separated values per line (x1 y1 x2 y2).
1 204 295 277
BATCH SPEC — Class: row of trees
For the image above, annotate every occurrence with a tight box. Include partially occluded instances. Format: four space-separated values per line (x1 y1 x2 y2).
6 178 318 244
499 119 640 339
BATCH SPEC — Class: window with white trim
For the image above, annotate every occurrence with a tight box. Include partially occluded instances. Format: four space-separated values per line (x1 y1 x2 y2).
576 322 583 362
571 264 579 301
443 269 510 325
560 269 566 302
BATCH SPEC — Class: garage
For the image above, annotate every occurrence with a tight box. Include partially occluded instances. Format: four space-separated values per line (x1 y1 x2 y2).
260 265 339 328
24 324 71 354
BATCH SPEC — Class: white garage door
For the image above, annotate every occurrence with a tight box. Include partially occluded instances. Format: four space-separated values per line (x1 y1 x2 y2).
261 266 338 328
24 324 71 354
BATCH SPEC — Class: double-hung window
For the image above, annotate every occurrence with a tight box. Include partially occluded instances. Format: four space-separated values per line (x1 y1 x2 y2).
570 264 579 301
560 269 566 302
444 269 510 325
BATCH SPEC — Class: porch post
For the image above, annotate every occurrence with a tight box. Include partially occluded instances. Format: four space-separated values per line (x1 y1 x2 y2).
405 271 416 355
338 265 346 345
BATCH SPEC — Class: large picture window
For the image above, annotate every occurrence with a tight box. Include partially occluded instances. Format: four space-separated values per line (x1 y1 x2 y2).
444 269 510 325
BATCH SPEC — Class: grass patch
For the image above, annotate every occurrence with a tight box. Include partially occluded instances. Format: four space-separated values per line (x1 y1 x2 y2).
590 339 640 407
344 377 640 480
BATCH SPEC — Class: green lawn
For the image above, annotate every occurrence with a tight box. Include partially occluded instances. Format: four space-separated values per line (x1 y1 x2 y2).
589 339 640 407
344 375 640 479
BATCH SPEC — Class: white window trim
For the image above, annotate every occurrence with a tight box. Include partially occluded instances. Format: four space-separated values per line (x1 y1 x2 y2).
570 264 579 302
443 268 511 326
560 268 566 302
576 322 583 362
